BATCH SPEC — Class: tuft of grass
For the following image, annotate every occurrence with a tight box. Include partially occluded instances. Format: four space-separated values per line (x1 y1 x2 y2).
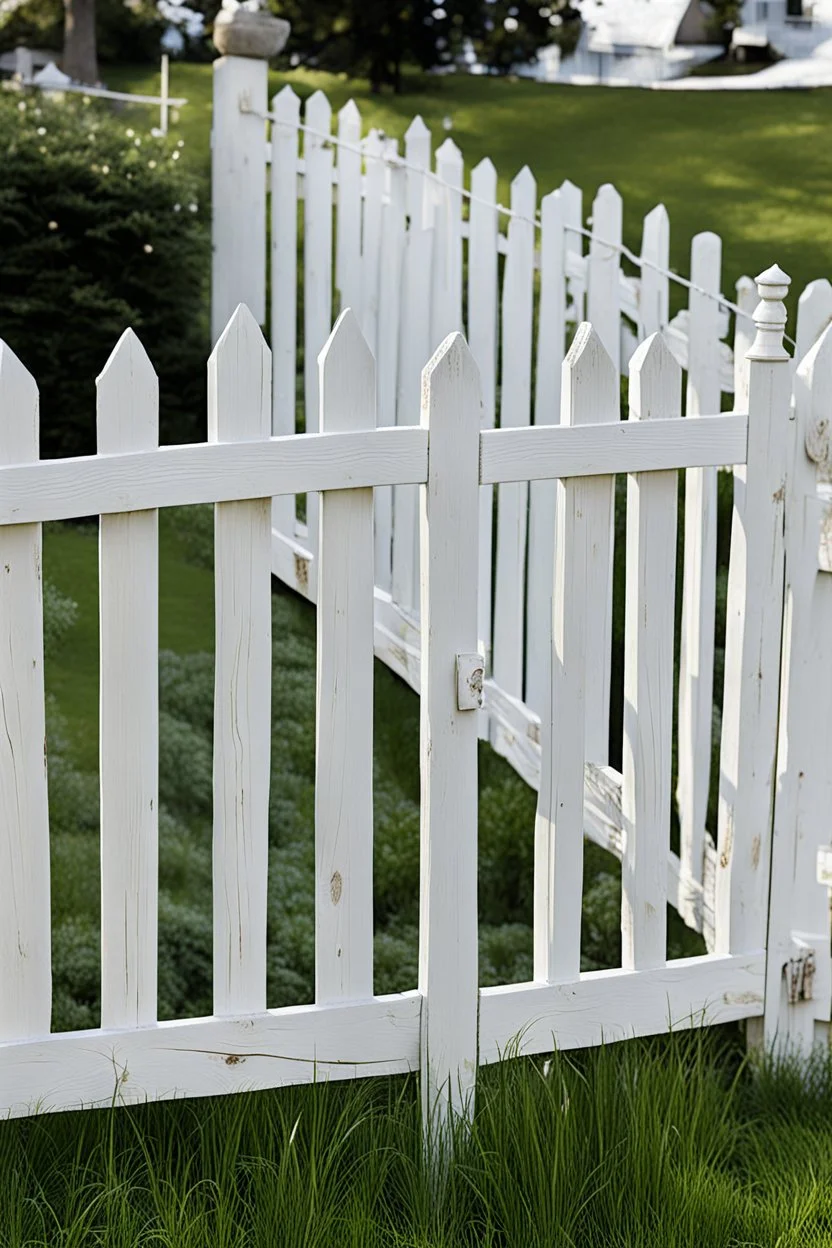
3 1031 832 1245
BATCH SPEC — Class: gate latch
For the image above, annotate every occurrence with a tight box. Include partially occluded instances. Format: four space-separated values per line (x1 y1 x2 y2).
785 949 816 1005
456 653 484 711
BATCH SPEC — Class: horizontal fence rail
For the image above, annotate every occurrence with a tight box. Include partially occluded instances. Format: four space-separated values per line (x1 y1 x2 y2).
1 260 831 1131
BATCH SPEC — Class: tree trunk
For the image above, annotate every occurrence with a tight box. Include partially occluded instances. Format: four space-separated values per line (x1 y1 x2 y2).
63 0 98 85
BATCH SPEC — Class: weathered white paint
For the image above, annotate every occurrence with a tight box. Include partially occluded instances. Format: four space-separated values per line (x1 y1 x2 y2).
211 56 267 343
534 325 615 985
316 312 375 1005
0 341 51 1044
638 205 670 340
794 277 832 369
97 332 159 1030
525 189 564 720
429 139 464 351
0 993 422 1119
732 275 756 410
480 413 747 485
560 180 585 323
375 154 406 594
480 952 765 1062
677 232 722 890
493 167 536 701
209 306 273 1016
621 334 680 971
716 266 792 957
360 129 385 357
404 114 431 229
270 85 301 539
419 334 481 1130
0 428 430 526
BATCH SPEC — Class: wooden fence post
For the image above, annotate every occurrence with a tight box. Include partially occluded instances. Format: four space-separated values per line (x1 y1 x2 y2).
419 333 481 1136
211 55 268 344
209 305 273 1017
762 324 832 1051
97 331 159 1030
0 341 51 1043
715 266 792 962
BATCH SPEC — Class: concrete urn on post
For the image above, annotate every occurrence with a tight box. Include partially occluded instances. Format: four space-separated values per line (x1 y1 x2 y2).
213 0 290 59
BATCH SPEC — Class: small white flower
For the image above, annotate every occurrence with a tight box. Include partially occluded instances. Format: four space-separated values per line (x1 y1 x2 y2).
17 101 26 112
143 243 153 254
134 137 142 147
188 202 198 213
504 15 519 30
36 126 46 136
173 203 182 212
82 95 91 105
39 146 47 154
171 150 180 160
102 164 110 174
47 220 58 231
150 127 163 138
148 159 157 168
177 139 184 148
126 128 135 137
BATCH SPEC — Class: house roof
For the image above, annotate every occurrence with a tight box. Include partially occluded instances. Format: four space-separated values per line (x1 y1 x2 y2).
576 0 697 52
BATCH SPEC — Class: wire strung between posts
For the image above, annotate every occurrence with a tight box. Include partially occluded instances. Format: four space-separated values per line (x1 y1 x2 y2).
250 103 795 347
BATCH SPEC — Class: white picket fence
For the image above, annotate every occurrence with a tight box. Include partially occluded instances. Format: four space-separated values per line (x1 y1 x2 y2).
1 262 831 1126
211 72 832 941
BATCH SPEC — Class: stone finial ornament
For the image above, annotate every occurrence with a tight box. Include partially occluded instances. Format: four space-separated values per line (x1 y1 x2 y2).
213 0 290 59
748 264 791 362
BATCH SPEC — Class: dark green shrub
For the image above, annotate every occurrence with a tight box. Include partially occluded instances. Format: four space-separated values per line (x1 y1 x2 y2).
0 90 208 458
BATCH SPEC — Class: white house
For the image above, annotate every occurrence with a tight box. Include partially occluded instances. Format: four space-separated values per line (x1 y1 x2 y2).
553 0 724 82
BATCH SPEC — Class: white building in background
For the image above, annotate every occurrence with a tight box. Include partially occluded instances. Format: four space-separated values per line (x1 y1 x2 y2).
733 0 832 59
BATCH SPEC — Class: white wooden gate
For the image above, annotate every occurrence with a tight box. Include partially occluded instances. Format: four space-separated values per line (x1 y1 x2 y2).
2 260 829 1126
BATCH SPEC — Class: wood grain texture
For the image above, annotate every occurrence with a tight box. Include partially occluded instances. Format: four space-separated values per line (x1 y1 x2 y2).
677 232 722 891
419 333 481 1128
360 130 385 355
0 428 429 527
534 325 613 985
0 993 421 1119
209 306 273 1017
97 331 159 1030
493 167 536 701
716 267 792 958
638 204 669 340
621 334 680 972
0 341 51 1044
587 184 622 374
316 312 375 1004
479 952 764 1062
270 85 301 538
429 139 464 351
335 99 362 315
375 154 406 595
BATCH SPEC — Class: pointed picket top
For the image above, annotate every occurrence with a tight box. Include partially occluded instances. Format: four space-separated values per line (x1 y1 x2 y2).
271 83 300 120
559 177 580 198
510 165 536 217
593 182 622 212
643 202 669 232
338 98 361 130
405 113 430 144
0 339 38 464
435 136 463 174
795 277 832 365
797 322 832 469
96 328 158 454
541 186 562 212
422 332 482 427
305 89 332 136
562 322 617 428
318 308 376 435
749 263 791 363
471 156 497 194
629 332 681 424
208 303 271 442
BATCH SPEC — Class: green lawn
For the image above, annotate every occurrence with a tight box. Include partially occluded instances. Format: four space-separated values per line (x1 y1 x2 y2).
105 61 832 313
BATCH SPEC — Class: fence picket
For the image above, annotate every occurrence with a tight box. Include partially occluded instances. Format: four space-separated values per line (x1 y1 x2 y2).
638 205 669 340
534 325 617 984
404 115 431 228
677 232 722 888
375 154 406 594
468 157 499 667
492 166 536 701
621 334 680 971
303 90 334 561
209 305 272 1016
526 188 564 718
361 130 385 355
560 179 584 324
794 277 832 367
316 311 375 1004
587 184 622 374
716 266 792 957
336 99 362 315
97 331 159 1029
430 138 464 351
270 86 300 539
0 342 51 1043
732 275 756 409
419 333 481 1133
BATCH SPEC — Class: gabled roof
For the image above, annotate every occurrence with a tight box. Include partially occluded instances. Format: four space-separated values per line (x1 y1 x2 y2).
576 0 696 52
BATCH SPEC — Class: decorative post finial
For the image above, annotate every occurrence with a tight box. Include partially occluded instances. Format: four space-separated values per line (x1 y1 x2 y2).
748 263 791 362
213 0 290 58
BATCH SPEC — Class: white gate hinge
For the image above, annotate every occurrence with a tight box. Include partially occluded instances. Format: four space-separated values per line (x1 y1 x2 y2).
456 653 484 711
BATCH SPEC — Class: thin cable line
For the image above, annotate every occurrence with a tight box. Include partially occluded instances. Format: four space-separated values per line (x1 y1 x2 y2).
249 104 795 347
